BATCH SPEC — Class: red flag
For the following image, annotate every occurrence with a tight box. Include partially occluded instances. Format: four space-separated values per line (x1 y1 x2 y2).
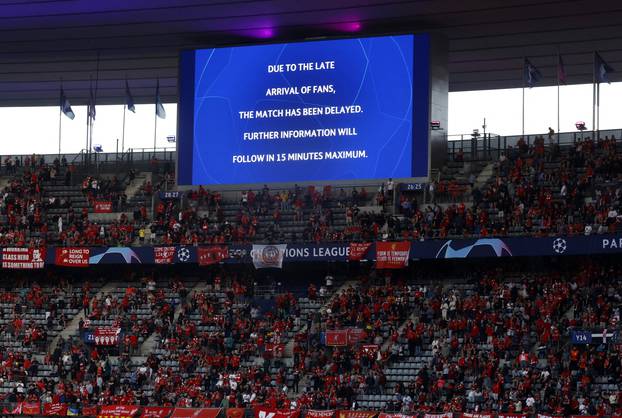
337 411 377 418
361 344 379 356
43 403 69 416
346 328 365 345
154 246 176 264
306 411 335 418
94 201 113 213
375 241 410 269
379 414 414 418
198 246 229 266
97 405 139 418
55 247 90 267
2 247 46 269
141 407 173 418
226 409 246 418
22 401 41 415
326 330 348 346
94 327 121 346
169 408 221 418
253 408 300 418
348 242 371 261
82 406 99 416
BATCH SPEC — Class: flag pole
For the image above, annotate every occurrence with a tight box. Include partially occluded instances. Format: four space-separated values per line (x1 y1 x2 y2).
153 105 158 154
85 105 91 162
597 82 600 134
592 51 596 137
557 49 562 138
122 102 126 153
522 57 525 137
91 52 100 157
58 92 62 157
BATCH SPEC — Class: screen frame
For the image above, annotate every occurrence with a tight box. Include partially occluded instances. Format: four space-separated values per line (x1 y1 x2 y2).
177 32 430 186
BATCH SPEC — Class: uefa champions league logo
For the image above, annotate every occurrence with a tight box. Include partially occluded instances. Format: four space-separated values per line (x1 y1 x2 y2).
436 239 513 259
177 247 190 262
552 238 567 254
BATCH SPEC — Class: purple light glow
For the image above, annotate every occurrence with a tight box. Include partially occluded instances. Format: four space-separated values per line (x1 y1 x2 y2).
334 21 362 32
246 27 275 39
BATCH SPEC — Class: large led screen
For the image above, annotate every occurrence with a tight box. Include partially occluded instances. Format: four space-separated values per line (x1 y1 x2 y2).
177 34 430 185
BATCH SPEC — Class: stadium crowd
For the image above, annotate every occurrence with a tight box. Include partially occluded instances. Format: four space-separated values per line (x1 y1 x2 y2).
0 258 617 416
2 135 621 247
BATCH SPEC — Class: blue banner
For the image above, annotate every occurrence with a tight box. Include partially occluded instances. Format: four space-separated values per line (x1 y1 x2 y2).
571 330 592 344
28 234 622 267
82 330 95 344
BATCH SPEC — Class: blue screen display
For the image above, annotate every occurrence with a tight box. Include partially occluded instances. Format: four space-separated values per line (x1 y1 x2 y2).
177 34 429 185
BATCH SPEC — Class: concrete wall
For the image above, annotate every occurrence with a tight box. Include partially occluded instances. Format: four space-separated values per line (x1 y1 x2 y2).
429 34 450 172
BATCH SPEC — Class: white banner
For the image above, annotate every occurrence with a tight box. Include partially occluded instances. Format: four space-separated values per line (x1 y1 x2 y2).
251 244 287 269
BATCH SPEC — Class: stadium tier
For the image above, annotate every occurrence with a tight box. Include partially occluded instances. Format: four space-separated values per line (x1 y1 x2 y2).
0 257 618 416
2 1 622 417
0 134 619 418
1 135 621 248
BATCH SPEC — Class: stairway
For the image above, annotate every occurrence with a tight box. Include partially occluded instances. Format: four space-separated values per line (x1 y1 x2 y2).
125 172 151 200
138 279 207 355
474 162 496 189
49 281 120 352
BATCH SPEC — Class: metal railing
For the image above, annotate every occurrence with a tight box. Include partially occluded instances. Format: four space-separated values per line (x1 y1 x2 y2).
0 147 176 167
447 128 622 162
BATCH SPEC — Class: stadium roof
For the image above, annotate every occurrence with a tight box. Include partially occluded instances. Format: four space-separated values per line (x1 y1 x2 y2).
1 0 620 106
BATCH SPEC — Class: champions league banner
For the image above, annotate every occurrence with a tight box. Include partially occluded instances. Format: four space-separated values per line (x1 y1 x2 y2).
17 234 622 268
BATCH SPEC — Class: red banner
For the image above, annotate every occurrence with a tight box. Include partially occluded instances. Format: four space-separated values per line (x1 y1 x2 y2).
375 241 410 269
141 407 173 418
94 327 121 346
170 408 221 418
94 201 113 213
254 408 300 418
2 247 45 269
423 415 452 418
499 415 527 418
326 330 348 346
265 342 285 355
379 414 413 418
82 406 100 416
349 242 372 261
347 328 365 345
21 402 41 415
225 409 246 418
55 247 90 267
306 411 335 418
337 412 378 418
198 246 229 266
154 246 176 264
98 405 139 418
43 403 69 416
361 344 379 356
461 414 493 418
